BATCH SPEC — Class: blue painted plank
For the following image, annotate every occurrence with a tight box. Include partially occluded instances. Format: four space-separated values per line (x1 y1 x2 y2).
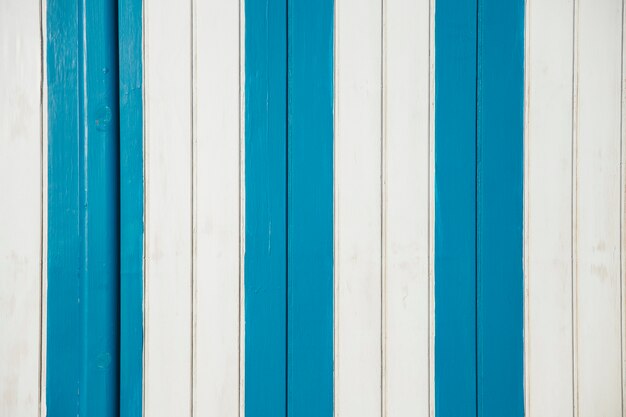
245 0 287 415
476 0 524 415
434 0 478 415
286 0 334 415
47 0 120 415
118 0 143 415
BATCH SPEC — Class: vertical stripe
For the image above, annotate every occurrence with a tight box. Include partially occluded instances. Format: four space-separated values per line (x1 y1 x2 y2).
334 0 382 415
194 0 242 414
143 0 193 414
524 0 575 414
476 0 524 415
244 0 287 415
575 0 623 413
434 0 477 415
382 0 432 415
0 0 43 414
286 0 334 415
47 0 120 414
118 0 143 414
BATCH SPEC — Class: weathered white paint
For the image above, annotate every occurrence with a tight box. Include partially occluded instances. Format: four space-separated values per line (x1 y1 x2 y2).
382 0 432 415
0 0 43 416
575 0 623 414
193 0 241 414
525 0 625 414
143 0 193 414
334 0 382 416
524 0 575 415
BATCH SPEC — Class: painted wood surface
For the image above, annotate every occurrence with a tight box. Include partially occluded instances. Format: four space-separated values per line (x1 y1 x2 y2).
476 0 525 415
434 0 478 415
143 0 192 414
287 0 334 415
334 0 382 416
119 0 144 415
194 0 241 415
0 0 42 415
525 0 625 414
244 0 287 416
383 0 432 415
47 0 120 414
525 0 575 414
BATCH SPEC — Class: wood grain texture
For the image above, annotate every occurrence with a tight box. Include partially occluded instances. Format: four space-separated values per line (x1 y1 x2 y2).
382 0 431 415
525 0 575 415
143 0 193 414
194 0 241 415
286 0 334 415
0 0 42 415
334 0 382 416
575 0 623 414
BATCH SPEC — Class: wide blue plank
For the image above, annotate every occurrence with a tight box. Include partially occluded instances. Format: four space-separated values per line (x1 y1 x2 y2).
476 0 524 415
434 0 478 415
47 0 120 415
245 0 287 415
286 0 334 415
118 0 143 415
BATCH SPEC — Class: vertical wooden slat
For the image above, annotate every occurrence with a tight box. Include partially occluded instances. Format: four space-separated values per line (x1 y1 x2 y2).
194 0 241 414
143 0 193 414
525 0 575 415
0 0 42 415
382 0 431 415
334 0 382 415
575 0 623 414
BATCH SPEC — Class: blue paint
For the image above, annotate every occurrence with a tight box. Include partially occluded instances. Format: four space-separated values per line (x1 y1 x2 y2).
245 0 287 415
476 0 524 415
118 0 143 414
47 0 119 415
286 0 334 415
434 0 478 415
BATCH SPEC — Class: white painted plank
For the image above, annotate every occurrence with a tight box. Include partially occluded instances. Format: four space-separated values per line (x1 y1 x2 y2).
0 0 42 415
575 0 623 414
524 0 575 415
193 0 241 414
143 0 193 414
382 0 430 415
334 0 382 415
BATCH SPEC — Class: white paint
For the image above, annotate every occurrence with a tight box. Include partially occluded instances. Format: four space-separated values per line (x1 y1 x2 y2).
382 0 431 415
193 0 241 414
524 0 575 415
0 0 43 415
334 0 382 416
525 0 625 414
143 0 193 414
575 0 623 414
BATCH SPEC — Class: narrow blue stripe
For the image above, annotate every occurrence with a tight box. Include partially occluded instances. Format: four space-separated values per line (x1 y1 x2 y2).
245 0 287 415
47 0 120 415
118 0 143 415
286 0 334 415
476 0 524 415
434 0 478 415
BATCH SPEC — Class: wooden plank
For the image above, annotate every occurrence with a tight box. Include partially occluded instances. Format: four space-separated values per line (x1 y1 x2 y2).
476 0 525 415
575 0 623 414
524 0 575 415
286 0 334 415
433 0 477 414
243 0 287 415
143 0 193 414
0 0 42 415
334 0 382 415
382 0 431 415
193 0 241 415
119 0 144 414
